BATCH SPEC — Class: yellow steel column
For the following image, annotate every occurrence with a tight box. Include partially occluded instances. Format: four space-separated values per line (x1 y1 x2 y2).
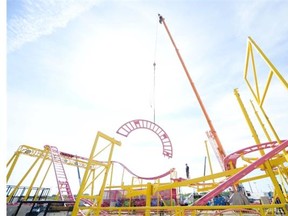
250 100 272 141
145 183 152 216
258 105 288 162
33 161 53 201
7 150 46 202
204 140 214 177
250 100 288 162
72 131 121 216
243 37 288 162
234 88 286 209
24 150 49 201
6 151 20 182
247 37 288 90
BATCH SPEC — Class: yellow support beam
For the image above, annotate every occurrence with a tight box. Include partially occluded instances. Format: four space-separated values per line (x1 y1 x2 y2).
72 131 121 216
234 88 287 211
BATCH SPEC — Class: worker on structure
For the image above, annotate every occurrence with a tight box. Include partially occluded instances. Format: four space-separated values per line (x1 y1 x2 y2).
186 164 190 179
158 14 164 24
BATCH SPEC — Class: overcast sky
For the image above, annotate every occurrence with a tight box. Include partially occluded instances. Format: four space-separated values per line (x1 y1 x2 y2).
6 0 288 195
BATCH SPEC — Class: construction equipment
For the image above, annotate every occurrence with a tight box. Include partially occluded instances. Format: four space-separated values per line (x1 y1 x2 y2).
158 14 227 170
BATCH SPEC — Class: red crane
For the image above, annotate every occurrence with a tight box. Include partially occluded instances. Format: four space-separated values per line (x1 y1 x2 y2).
158 14 227 170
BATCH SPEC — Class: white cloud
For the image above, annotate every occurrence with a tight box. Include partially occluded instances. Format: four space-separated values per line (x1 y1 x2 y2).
236 1 288 48
7 0 102 52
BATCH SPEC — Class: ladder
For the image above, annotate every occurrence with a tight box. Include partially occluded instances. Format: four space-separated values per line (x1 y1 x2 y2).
206 131 225 171
46 145 75 202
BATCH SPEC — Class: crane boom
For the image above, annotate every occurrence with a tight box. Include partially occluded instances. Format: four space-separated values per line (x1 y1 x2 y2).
158 14 227 169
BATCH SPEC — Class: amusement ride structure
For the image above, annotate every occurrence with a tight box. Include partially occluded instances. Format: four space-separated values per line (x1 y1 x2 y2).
6 14 288 215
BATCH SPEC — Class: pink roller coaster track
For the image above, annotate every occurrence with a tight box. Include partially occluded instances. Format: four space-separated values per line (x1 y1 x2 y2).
45 145 75 202
112 161 175 180
194 139 288 206
224 140 286 170
116 119 173 158
47 149 174 207
58 151 174 180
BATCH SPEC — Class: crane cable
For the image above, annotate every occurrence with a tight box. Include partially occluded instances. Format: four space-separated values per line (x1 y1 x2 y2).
152 17 159 123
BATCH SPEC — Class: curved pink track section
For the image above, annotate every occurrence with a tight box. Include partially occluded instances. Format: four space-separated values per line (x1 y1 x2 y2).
112 160 175 180
224 140 286 170
58 151 174 181
194 139 288 206
116 119 173 158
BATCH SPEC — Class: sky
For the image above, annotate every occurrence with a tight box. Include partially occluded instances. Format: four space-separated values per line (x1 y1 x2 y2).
6 0 288 196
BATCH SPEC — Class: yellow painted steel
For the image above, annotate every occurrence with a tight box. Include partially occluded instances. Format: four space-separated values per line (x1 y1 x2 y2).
234 88 287 212
241 37 288 212
204 140 214 177
6 144 93 204
72 131 121 216
145 183 152 216
244 37 288 93
86 203 287 215
23 150 50 201
6 134 287 215
7 148 48 203
32 161 53 201
250 100 273 142
244 37 288 160
6 150 20 182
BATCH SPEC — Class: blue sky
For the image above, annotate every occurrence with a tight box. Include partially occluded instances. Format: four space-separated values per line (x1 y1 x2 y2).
6 0 288 195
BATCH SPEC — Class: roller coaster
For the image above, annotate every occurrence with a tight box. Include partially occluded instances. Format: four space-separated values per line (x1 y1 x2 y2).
6 14 288 215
